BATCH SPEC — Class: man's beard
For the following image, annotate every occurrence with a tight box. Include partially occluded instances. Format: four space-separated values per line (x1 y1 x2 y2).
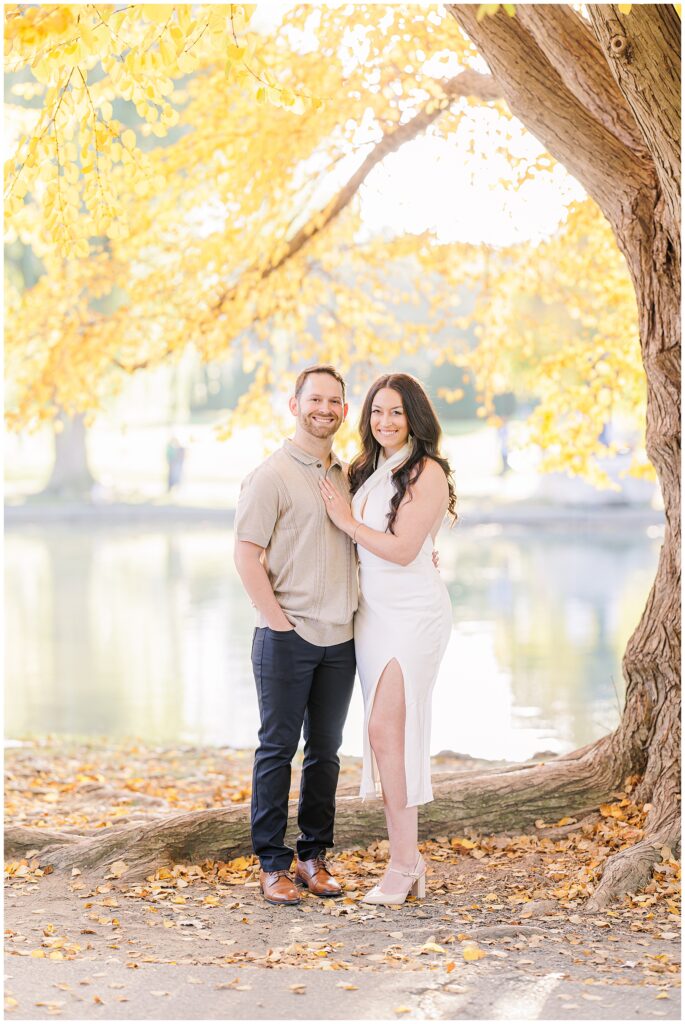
300 412 341 438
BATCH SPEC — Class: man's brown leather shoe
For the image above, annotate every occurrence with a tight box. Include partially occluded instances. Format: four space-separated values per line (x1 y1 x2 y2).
295 856 342 897
259 869 301 906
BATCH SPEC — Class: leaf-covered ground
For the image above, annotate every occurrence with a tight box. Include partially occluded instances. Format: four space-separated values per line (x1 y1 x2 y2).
4 738 681 1020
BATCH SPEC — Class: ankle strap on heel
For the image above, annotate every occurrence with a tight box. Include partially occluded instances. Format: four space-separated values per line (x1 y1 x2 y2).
389 857 424 880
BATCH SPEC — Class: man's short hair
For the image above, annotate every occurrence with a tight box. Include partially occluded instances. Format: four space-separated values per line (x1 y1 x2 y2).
294 364 346 401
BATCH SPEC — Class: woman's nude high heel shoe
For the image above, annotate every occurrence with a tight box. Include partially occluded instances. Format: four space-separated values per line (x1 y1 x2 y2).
361 854 426 906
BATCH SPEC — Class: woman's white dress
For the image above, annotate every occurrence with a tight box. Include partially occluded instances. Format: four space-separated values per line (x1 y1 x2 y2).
352 442 452 807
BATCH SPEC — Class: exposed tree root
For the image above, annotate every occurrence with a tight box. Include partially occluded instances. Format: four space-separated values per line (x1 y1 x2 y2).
586 812 680 911
6 740 675 911
5 826 83 858
5 736 627 884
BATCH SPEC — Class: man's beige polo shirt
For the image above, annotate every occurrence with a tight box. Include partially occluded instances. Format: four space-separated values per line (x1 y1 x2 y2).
234 438 358 646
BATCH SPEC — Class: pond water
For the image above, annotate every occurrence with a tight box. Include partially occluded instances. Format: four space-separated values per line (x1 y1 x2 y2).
5 520 661 762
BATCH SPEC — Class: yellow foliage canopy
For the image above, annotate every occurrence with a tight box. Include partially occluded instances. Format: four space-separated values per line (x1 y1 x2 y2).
4 3 648 482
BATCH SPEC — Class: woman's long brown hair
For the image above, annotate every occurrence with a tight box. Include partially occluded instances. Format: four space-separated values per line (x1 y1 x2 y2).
349 373 457 534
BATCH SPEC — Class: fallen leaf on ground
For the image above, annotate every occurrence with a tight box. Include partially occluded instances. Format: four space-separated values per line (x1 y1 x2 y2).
421 942 446 954
463 945 486 961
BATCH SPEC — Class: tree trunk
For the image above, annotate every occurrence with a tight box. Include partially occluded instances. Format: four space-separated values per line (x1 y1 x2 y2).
41 410 96 499
446 3 681 908
595 193 682 907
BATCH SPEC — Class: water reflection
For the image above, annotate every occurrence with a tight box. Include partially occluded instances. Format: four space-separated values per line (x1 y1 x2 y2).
5 522 660 761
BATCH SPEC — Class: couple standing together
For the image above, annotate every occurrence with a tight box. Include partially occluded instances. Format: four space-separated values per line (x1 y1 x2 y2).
234 365 456 907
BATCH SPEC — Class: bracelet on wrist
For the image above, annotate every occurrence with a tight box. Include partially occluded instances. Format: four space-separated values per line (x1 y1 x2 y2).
352 523 361 544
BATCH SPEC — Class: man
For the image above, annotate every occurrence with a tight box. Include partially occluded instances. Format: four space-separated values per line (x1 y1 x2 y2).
233 365 357 906
166 435 185 491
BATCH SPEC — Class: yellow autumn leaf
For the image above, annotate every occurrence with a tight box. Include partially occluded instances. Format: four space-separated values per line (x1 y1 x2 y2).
228 856 252 871
159 37 176 64
463 944 487 961
599 804 626 820
161 106 179 127
147 5 174 24
422 942 447 954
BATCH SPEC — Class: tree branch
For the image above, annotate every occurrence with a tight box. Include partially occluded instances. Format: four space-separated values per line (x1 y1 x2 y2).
514 4 648 156
587 4 681 241
213 71 500 306
114 69 501 372
446 4 654 224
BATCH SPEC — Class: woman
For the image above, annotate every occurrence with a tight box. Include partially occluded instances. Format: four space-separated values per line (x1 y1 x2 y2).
319 373 456 906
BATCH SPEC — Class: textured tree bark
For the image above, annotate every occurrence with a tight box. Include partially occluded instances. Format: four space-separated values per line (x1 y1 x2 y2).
447 3 680 908
589 5 681 226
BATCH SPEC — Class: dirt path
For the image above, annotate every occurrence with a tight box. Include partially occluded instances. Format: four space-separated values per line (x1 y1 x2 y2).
5 858 681 1020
